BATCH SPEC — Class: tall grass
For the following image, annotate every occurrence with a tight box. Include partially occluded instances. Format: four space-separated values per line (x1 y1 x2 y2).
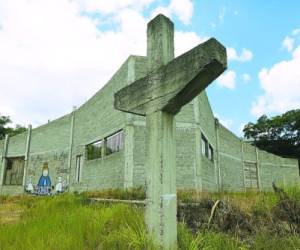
1 185 300 249
82 186 146 201
0 194 156 250
178 223 247 250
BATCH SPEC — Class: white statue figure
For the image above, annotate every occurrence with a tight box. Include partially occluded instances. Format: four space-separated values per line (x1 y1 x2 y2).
26 176 34 193
55 176 63 193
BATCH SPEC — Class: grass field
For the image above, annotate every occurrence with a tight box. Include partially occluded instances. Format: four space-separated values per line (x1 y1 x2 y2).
0 186 300 250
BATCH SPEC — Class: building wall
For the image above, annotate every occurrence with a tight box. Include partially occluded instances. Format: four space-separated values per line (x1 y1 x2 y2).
217 124 245 191
0 55 298 195
217 123 299 192
198 92 218 192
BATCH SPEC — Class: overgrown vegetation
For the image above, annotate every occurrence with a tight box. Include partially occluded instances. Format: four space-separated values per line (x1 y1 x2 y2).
1 186 300 249
82 186 146 201
243 109 300 161
177 186 300 249
0 113 27 140
0 194 156 250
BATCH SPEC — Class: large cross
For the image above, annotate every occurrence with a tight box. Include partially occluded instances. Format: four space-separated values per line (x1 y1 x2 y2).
114 14 227 249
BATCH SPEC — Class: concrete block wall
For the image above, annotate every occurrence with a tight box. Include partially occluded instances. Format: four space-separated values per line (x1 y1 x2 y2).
198 92 218 192
68 55 149 191
6 133 27 157
216 123 299 192
28 150 69 189
68 56 134 190
259 150 299 190
218 124 245 191
132 124 198 189
29 115 71 154
0 55 298 195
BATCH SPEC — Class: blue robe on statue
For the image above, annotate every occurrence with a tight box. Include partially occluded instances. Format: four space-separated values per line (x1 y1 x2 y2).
37 175 51 187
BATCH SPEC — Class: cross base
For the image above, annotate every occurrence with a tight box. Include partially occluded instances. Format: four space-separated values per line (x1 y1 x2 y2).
145 111 177 249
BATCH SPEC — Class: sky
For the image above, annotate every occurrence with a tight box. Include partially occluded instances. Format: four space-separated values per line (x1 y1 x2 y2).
0 0 299 137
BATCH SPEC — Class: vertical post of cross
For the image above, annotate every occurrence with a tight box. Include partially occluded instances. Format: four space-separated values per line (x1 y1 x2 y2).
145 15 177 249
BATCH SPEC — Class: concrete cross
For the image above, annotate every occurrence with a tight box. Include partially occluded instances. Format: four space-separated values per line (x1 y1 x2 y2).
114 14 227 249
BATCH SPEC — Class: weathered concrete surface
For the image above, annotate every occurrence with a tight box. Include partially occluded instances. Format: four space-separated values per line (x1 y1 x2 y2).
114 38 227 116
147 14 174 72
145 111 177 248
0 13 298 202
115 14 227 249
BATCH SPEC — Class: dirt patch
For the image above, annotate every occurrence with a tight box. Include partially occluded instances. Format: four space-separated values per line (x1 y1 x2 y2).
178 186 300 247
0 202 24 225
177 199 253 238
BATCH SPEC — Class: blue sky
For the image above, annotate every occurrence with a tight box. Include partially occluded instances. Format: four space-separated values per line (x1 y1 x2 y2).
186 0 300 135
0 0 299 136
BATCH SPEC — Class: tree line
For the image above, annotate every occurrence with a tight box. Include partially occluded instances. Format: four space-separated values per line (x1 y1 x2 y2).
0 114 27 140
243 109 300 162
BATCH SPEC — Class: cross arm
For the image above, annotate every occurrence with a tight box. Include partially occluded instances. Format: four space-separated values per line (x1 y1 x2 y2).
114 38 227 116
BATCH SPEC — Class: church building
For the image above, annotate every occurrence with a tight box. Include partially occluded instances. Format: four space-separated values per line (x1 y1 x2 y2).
0 16 298 196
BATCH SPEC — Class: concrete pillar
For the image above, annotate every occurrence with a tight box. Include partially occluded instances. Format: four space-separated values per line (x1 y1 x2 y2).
145 15 177 249
214 119 221 191
194 129 202 191
123 56 135 189
240 140 246 192
193 97 202 191
255 147 262 191
147 14 174 72
0 135 9 187
124 125 134 188
145 110 177 249
67 110 75 189
22 125 32 186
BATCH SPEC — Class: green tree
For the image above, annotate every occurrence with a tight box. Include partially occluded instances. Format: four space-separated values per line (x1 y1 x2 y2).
0 114 27 140
243 109 300 160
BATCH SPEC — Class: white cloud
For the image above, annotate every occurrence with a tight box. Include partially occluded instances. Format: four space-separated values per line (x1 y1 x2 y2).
0 0 147 126
251 43 300 117
77 0 156 14
227 47 253 62
238 122 247 137
216 70 236 89
151 6 172 20
0 0 200 126
215 113 234 129
241 73 251 84
151 0 193 25
218 7 226 23
282 36 295 52
175 31 208 56
292 28 300 36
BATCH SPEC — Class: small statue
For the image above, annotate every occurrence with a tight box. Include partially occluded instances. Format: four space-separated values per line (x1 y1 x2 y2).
25 176 34 193
55 176 63 193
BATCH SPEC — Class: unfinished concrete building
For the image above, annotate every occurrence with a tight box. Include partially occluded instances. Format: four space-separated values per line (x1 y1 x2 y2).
0 21 299 196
